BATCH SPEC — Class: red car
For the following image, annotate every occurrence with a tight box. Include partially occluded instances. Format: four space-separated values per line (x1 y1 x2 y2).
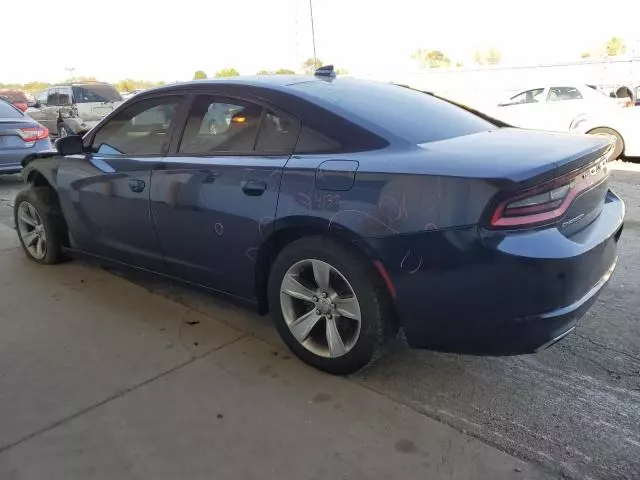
0 90 29 112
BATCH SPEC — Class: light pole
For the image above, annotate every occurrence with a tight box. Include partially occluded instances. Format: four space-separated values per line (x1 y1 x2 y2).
309 0 317 69
65 67 76 81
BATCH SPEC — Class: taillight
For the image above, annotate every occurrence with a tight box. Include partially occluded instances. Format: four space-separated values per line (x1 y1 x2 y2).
17 126 49 143
489 159 609 228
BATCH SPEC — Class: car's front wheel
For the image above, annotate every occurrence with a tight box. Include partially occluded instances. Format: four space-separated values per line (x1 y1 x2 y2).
268 236 396 375
14 187 66 265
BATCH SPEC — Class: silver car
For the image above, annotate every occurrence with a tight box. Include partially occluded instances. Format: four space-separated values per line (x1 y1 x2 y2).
28 83 123 137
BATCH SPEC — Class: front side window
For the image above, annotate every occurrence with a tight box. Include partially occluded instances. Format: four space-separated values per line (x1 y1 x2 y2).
91 96 182 155
46 88 60 106
509 88 545 105
36 90 48 105
179 95 299 154
548 87 583 101
57 88 72 106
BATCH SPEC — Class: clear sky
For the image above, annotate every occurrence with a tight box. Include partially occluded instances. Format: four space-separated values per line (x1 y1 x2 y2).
2 0 639 83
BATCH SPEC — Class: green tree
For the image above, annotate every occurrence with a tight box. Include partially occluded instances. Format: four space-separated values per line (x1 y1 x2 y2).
605 36 626 56
115 79 138 92
336 68 349 75
21 81 51 94
485 48 502 65
193 70 207 80
473 48 501 65
257 69 272 75
412 49 450 69
215 68 240 78
302 58 322 74
275 68 296 74
581 51 591 59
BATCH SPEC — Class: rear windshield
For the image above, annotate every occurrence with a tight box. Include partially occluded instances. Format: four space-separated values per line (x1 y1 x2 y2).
0 100 23 118
290 79 495 144
72 85 122 103
0 90 28 102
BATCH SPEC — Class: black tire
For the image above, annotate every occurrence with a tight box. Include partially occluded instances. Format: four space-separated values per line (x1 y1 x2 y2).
268 235 396 375
14 186 67 265
588 127 625 160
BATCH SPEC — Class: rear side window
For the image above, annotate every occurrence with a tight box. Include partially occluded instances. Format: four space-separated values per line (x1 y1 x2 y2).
179 95 300 154
295 125 340 153
548 87 583 101
72 85 122 103
0 100 22 118
91 96 183 155
291 79 495 145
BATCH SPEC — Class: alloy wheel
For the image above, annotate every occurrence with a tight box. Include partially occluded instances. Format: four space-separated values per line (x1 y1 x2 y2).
280 259 362 358
16 201 47 260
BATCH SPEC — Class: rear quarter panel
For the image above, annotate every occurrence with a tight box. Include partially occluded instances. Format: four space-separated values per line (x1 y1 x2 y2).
275 147 500 240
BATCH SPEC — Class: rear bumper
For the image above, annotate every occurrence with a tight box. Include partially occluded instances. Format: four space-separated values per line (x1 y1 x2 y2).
359 190 624 355
0 138 53 173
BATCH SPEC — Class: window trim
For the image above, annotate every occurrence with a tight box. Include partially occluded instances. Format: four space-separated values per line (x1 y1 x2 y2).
86 93 189 158
168 92 302 158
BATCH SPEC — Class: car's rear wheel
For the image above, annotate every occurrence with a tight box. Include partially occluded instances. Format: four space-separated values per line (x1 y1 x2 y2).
14 187 66 265
268 236 396 375
588 127 625 159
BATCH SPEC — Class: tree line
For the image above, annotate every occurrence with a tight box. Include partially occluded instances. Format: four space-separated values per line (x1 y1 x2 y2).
412 36 630 70
1 59 349 94
0 77 166 94
192 59 348 79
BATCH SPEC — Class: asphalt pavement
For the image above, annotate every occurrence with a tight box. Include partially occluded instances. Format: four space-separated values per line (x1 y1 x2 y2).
0 162 638 479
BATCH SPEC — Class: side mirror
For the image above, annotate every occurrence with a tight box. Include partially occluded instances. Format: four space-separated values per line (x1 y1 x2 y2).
55 135 84 155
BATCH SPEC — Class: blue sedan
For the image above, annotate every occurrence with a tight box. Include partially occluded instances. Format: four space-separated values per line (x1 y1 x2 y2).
15 70 624 374
0 98 52 174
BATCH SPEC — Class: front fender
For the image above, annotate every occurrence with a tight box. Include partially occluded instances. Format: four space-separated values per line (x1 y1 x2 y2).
22 158 60 188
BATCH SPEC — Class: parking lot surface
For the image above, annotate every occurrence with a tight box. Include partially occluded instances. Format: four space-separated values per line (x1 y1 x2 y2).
0 162 638 479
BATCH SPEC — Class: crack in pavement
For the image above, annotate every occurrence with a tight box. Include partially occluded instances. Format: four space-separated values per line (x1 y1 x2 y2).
574 332 640 364
0 334 246 456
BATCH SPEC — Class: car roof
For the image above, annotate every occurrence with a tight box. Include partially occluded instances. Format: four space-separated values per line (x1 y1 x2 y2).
52 82 115 87
150 75 318 92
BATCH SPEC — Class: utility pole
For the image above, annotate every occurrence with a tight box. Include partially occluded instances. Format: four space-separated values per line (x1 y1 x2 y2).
65 67 76 81
309 0 318 69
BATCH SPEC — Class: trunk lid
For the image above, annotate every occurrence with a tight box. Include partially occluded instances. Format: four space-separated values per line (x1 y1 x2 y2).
418 128 613 186
0 119 40 149
417 128 614 233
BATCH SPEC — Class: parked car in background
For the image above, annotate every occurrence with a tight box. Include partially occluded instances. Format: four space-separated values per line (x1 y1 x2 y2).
17 74 623 374
570 106 640 158
0 90 30 112
27 82 123 137
0 98 51 174
494 84 621 132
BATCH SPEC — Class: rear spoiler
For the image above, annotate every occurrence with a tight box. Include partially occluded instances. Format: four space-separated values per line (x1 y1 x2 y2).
393 84 512 128
21 149 58 168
